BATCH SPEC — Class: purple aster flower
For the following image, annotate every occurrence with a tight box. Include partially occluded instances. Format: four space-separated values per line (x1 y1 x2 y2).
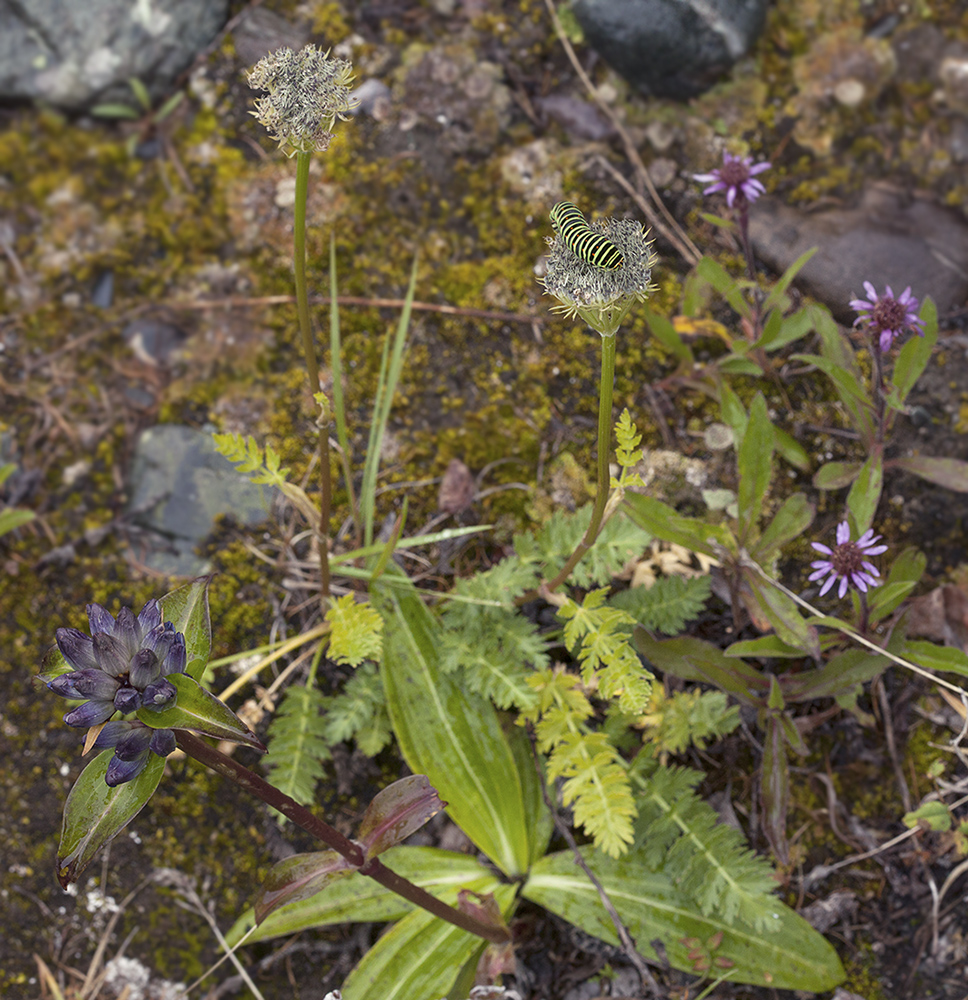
850 281 925 353
43 599 185 786
694 151 771 208
808 521 888 599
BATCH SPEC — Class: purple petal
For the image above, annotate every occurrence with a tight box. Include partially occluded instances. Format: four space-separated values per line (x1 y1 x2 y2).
114 687 143 713
69 668 120 700
137 600 162 634
819 575 837 596
93 632 129 677
55 628 98 672
116 726 153 760
852 574 869 593
860 563 881 578
93 720 139 749
162 633 186 676
48 672 85 699
141 677 177 713
129 648 161 689
64 700 116 728
114 607 140 657
835 522 851 545
105 751 150 787
837 576 849 599
811 542 833 555
86 604 116 636
149 729 177 756
862 281 877 300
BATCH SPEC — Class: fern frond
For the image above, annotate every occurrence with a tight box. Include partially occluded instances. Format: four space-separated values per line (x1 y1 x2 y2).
264 683 331 813
213 432 290 486
611 575 712 634
524 669 635 857
636 686 740 754
631 755 780 931
439 557 545 709
515 505 652 588
559 590 652 715
323 661 392 755
326 594 384 667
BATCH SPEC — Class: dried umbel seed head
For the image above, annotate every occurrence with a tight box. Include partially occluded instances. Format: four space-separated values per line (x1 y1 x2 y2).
44 600 186 786
248 45 357 156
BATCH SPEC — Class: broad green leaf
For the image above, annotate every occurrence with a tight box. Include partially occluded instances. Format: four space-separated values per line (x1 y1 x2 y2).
379 579 532 876
754 492 814 562
813 461 862 490
779 648 888 702
866 581 917 622
903 800 951 832
718 382 748 445
226 846 496 945
791 353 870 409
57 750 165 887
136 673 264 750
623 494 734 559
717 356 763 376
846 450 883 535
341 884 517 1000
524 851 844 991
506 722 554 866
889 455 968 492
901 640 968 678
0 507 35 535
91 102 141 118
159 577 212 681
741 570 818 659
634 632 767 705
760 714 790 862
756 302 815 351
892 299 937 405
736 394 773 541
358 775 446 858
725 635 806 659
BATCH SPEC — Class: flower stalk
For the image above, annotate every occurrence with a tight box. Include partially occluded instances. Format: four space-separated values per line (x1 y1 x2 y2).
175 732 510 944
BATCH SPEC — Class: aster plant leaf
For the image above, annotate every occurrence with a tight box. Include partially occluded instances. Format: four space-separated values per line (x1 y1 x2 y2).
754 493 814 563
741 570 819 660
136 672 265 750
901 640 968 679
813 461 863 490
696 257 752 320
254 850 358 924
761 249 818 316
736 394 773 543
891 297 937 406
158 577 212 682
643 306 693 366
57 749 166 887
866 547 925 622
846 449 883 535
888 456 968 493
624 495 734 559
756 304 814 352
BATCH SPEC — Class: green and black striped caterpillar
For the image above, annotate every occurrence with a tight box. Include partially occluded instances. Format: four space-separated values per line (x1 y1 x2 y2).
549 201 624 270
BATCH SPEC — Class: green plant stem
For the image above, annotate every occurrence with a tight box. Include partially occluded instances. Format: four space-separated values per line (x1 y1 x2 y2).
543 332 617 594
175 731 510 945
293 149 332 598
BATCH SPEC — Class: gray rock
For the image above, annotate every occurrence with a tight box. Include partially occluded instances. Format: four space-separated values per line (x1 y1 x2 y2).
0 0 228 110
749 186 968 322
572 0 768 99
127 425 277 576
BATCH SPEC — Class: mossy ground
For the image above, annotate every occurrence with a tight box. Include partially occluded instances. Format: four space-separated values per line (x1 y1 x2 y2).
2 0 968 997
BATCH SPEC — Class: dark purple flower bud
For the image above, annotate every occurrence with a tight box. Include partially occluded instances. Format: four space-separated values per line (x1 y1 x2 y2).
86 603 116 636
69 668 121 700
106 751 150 786
93 720 138 749
55 628 98 671
48 673 85 699
116 725 153 760
92 632 130 677
64 700 116 728
114 606 140 657
129 648 161 689
137 599 162 635
114 686 142 713
162 633 187 676
141 677 177 712
149 728 177 756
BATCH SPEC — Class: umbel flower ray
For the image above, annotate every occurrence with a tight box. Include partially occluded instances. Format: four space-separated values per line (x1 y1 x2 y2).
247 44 357 156
44 600 186 786
542 214 657 337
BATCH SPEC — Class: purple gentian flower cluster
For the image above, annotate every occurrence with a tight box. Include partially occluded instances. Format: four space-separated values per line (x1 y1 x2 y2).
809 521 888 599
693 151 771 208
47 601 185 786
849 281 925 353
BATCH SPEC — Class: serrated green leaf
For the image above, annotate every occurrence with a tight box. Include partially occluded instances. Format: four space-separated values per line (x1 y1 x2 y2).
266 683 331 809
610 575 712 635
57 750 165 887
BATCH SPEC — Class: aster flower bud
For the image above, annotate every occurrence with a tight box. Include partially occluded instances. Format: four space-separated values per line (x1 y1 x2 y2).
247 45 357 157
541 214 657 337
